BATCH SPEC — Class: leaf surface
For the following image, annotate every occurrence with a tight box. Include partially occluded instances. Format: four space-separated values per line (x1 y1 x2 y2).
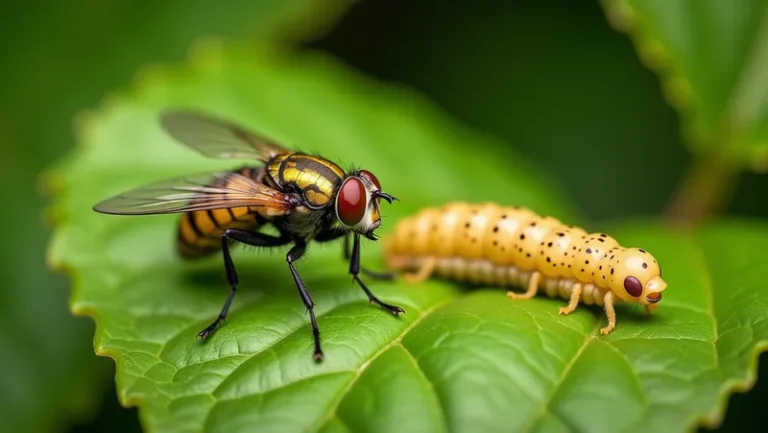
48 40 768 433
601 0 768 169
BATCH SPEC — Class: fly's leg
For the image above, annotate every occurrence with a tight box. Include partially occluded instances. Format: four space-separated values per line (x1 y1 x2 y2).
197 229 290 340
314 228 395 280
350 233 404 315
284 241 324 361
344 233 395 280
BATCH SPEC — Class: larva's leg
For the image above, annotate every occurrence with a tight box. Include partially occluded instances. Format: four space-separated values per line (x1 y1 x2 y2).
600 291 617 335
507 271 540 300
558 283 582 315
404 256 436 283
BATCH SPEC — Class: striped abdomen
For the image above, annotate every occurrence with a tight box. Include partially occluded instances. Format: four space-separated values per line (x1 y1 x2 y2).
176 166 268 259
383 202 667 334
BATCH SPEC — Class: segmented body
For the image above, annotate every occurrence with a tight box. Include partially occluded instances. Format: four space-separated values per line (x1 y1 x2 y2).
384 202 666 334
177 153 347 258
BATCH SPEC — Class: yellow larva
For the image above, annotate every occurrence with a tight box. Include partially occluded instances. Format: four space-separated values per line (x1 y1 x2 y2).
383 202 667 334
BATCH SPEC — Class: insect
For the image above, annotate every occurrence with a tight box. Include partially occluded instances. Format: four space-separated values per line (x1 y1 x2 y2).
383 202 667 334
93 110 403 361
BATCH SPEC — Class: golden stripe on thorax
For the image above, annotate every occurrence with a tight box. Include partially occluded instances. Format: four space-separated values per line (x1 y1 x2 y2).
268 153 345 208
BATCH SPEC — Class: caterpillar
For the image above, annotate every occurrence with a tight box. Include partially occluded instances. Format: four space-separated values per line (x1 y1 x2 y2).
383 202 667 334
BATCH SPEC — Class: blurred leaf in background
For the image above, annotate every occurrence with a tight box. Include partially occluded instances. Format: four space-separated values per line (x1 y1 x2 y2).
0 1 354 432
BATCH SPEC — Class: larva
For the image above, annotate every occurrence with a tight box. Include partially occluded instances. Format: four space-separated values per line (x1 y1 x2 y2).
383 202 667 334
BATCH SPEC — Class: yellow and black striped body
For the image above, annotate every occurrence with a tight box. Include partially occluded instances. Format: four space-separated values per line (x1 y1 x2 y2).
176 166 269 258
176 154 348 259
266 153 346 209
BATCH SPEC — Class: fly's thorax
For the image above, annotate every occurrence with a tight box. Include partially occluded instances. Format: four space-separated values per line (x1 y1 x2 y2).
454 203 503 260
268 153 345 208
535 225 588 279
572 233 620 285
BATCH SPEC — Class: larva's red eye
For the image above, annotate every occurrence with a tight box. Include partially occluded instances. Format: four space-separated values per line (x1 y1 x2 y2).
624 276 643 297
336 177 367 226
358 169 381 191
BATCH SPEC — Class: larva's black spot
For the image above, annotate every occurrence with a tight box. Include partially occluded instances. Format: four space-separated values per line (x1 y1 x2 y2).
581 236 586 239
526 253 531 257
610 255 614 259
567 224 574 228
586 248 592 254
598 238 605 242
603 255 607 259
578 248 582 252
563 252 567 256
464 223 470 228
602 275 605 279
512 206 520 209
572 246 576 250
581 268 585 272
548 242 553 247
610 269 614 275
585 260 590 264
639 249 646 253
502 214 508 219
493 241 498 246
530 222 537 227
493 226 499 233
540 250 544 255
568 265 571 268
642 262 648 269
518 247 523 252
501 247 506 252
546 257 551 263
599 266 602 270
553 264 557 267
600 233 607 238
540 242 544 246
520 234 525 240
472 238 477 243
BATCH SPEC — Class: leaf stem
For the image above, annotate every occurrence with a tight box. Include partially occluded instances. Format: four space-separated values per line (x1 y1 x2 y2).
665 151 739 227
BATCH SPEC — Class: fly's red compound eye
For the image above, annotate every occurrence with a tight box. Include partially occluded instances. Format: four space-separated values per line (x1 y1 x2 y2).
358 169 381 191
336 177 367 226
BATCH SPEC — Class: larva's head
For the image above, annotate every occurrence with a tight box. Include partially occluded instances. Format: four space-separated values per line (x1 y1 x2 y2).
609 247 666 312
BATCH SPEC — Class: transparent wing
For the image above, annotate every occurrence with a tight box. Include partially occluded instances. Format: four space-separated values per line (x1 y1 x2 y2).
160 110 291 162
93 171 295 216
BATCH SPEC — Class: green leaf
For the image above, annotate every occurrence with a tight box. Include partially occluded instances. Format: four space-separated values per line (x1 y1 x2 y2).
47 39 768 433
601 0 768 170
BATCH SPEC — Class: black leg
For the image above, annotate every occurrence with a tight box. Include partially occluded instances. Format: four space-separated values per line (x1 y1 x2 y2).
350 233 404 315
197 229 290 340
285 241 324 362
344 234 395 280
314 227 395 280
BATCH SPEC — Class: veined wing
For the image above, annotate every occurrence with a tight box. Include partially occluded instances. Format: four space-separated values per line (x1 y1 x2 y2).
160 110 291 162
93 171 296 216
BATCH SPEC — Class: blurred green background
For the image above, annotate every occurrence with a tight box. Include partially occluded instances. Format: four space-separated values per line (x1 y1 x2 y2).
1 0 765 432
